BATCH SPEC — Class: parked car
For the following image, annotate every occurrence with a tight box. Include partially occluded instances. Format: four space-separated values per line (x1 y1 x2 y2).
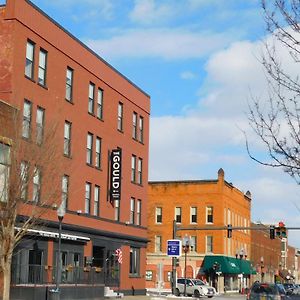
247 282 289 300
283 283 296 295
176 278 216 298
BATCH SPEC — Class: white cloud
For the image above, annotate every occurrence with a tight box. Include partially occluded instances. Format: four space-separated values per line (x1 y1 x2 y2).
149 30 300 246
180 71 197 80
129 0 176 25
86 28 235 60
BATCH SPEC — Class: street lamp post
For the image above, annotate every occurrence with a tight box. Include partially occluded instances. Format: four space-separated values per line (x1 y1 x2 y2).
55 205 65 296
182 235 190 297
260 257 264 283
236 248 246 293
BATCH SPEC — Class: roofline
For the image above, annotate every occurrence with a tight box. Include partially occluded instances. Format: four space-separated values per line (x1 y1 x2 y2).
23 0 150 98
149 180 218 185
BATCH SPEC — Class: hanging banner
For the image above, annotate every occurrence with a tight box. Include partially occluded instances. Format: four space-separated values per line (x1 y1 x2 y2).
110 149 122 202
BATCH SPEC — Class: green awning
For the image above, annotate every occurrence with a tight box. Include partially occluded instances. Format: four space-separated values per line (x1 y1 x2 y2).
202 255 256 275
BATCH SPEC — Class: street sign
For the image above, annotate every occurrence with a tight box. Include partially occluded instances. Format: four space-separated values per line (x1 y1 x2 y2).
167 239 182 257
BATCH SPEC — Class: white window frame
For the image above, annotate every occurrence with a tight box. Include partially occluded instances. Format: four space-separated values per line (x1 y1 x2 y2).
23 100 32 139
190 206 197 224
94 185 100 216
117 102 123 131
206 206 214 224
85 182 91 214
130 197 135 224
97 88 103 119
88 82 95 114
86 133 93 165
38 48 47 86
36 106 45 145
95 137 101 168
156 207 162 224
66 67 73 101
64 121 71 156
175 207 182 223
206 235 213 253
25 40 35 78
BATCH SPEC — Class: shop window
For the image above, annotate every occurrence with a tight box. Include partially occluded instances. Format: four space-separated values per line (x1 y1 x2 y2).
129 247 140 276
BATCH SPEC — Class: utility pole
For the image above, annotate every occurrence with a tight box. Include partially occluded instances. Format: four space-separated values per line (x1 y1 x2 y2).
171 220 177 295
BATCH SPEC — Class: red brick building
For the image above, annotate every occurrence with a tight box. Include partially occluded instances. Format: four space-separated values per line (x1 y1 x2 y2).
251 223 300 284
146 169 253 293
0 0 150 298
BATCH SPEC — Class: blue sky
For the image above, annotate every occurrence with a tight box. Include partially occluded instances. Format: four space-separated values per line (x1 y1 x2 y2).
3 0 300 247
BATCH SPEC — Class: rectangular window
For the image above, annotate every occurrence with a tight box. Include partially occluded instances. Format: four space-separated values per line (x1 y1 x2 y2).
207 206 214 223
117 102 123 131
0 143 10 203
206 236 213 253
191 207 197 223
25 40 35 79
61 175 69 211
131 155 136 183
130 197 135 224
85 182 91 214
191 236 197 252
95 137 102 168
66 67 73 101
97 88 103 119
129 247 140 276
20 161 29 200
132 112 137 139
136 199 141 226
137 158 142 185
139 116 144 143
175 207 182 223
36 106 45 145
114 199 120 221
88 82 95 114
156 207 162 223
155 235 162 252
32 166 41 202
86 133 93 165
38 49 47 86
64 121 71 156
94 185 100 216
22 100 32 139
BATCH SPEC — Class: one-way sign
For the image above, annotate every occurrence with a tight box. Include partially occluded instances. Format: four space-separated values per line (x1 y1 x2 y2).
167 239 182 257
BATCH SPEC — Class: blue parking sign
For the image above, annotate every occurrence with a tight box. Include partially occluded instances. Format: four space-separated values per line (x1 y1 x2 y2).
167 239 182 257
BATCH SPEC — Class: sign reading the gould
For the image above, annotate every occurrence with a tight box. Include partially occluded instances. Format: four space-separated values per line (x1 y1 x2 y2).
110 149 122 202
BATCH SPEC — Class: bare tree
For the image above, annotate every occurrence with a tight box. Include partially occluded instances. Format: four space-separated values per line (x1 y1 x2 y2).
0 102 63 300
247 0 300 183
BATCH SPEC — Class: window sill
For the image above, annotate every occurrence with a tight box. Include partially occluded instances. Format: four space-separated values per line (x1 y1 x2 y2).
24 75 35 82
88 111 95 117
63 153 72 159
37 82 48 90
65 98 74 104
129 274 141 278
96 117 104 122
86 163 94 168
117 129 124 133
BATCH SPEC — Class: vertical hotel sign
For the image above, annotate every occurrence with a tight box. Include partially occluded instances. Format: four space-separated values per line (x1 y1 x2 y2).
110 149 122 202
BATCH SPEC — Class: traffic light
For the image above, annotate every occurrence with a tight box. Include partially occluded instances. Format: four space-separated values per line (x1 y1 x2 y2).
227 224 232 238
270 225 275 239
279 221 287 238
175 258 180 267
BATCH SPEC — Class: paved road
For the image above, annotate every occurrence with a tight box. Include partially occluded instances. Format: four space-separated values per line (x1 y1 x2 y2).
121 293 247 300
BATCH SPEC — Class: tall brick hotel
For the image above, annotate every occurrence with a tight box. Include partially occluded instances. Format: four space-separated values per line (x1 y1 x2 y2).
0 0 150 298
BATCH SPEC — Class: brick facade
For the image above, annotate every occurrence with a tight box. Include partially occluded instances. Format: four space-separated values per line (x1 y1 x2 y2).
146 169 251 292
0 0 150 297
